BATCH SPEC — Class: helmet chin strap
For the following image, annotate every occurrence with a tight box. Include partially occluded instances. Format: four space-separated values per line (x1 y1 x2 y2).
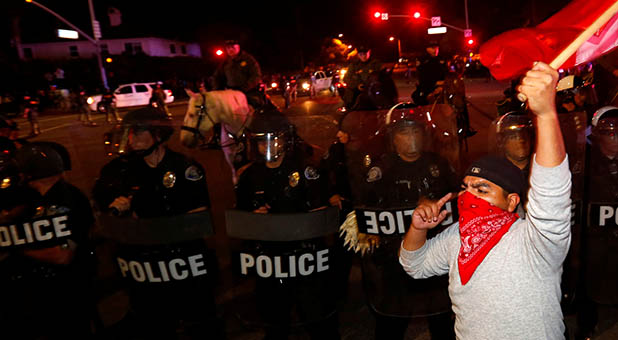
130 138 164 158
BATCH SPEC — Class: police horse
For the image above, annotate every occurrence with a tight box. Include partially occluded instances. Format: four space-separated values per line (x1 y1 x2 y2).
180 89 253 184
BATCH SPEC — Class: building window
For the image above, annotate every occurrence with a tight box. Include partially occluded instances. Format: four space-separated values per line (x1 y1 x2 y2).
100 44 109 55
23 48 32 59
124 42 133 55
169 44 176 54
181 45 186 54
69 45 79 57
124 42 143 55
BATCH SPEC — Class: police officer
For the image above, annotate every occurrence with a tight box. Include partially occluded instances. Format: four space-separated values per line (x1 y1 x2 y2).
214 39 264 109
342 46 382 110
235 114 339 340
364 109 457 340
93 107 218 338
101 88 121 124
22 92 41 136
93 107 210 217
495 112 533 177
576 106 618 340
75 86 96 126
1 142 95 339
149 82 172 119
411 40 448 106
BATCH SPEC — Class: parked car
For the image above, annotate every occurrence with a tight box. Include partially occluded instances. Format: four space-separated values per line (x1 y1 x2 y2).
297 71 335 97
87 82 174 112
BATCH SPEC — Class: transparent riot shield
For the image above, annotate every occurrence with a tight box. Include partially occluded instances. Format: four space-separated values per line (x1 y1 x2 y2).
340 105 461 317
96 211 218 334
488 112 534 214
583 111 618 305
225 207 340 327
558 110 587 310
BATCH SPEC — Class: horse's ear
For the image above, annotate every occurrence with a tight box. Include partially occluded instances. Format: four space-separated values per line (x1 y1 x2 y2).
185 88 196 97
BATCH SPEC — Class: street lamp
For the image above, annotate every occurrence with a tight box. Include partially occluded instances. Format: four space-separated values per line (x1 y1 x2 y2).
338 33 343 38
388 37 401 61
25 0 108 90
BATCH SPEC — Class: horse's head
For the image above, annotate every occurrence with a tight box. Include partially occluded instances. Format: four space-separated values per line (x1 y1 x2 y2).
180 89 215 148
367 68 399 110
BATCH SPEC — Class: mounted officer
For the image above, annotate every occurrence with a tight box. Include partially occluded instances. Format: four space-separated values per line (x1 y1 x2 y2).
342 46 382 110
411 39 447 106
214 39 265 109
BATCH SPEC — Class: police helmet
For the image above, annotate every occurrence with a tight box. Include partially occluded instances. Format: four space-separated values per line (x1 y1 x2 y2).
122 107 174 141
358 46 370 53
496 112 533 135
247 113 293 162
591 106 618 133
14 143 65 181
385 104 429 156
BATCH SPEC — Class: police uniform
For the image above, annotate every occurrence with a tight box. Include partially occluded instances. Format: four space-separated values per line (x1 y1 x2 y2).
101 90 121 123
412 54 448 106
1 178 95 339
363 151 457 340
93 149 210 218
343 57 382 109
235 144 340 339
214 50 263 107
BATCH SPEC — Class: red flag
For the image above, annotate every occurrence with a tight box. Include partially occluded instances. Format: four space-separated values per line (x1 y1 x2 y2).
480 0 618 81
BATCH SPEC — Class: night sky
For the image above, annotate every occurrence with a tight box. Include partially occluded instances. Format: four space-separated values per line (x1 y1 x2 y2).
1 0 571 72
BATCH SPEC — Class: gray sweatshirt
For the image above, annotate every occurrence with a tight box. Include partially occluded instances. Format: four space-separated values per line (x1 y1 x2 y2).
400 156 572 340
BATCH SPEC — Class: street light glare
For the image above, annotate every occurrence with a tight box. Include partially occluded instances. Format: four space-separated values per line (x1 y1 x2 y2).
338 33 343 38
389 37 395 41
25 0 33 2
347 45 352 49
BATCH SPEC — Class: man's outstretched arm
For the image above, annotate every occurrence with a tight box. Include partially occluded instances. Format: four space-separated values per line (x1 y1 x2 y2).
517 61 566 166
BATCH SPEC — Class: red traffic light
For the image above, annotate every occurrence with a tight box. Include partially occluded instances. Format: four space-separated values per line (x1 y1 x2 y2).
413 12 421 19
467 39 475 45
215 49 223 56
374 11 381 18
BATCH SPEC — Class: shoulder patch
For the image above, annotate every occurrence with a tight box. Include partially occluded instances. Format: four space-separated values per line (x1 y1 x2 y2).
185 165 204 181
366 166 382 183
304 166 320 180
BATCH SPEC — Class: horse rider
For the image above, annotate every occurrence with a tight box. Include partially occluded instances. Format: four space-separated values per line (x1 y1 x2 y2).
93 107 210 218
411 39 448 106
342 46 382 110
213 39 264 109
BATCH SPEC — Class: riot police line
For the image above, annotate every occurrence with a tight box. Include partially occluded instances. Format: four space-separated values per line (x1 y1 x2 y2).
2 102 617 339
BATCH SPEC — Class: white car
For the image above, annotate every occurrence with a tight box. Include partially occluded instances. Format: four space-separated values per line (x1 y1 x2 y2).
87 82 174 112
311 71 334 92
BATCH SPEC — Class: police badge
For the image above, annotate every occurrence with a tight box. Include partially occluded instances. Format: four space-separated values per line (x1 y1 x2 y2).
363 154 372 167
185 165 204 181
304 166 320 180
289 171 300 187
163 171 177 188
429 164 440 177
366 166 382 183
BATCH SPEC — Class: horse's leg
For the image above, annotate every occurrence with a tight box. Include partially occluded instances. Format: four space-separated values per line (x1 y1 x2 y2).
220 124 238 185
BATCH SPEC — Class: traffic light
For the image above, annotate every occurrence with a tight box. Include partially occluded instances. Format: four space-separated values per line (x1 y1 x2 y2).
374 11 381 18
215 49 223 56
413 11 421 19
467 38 475 46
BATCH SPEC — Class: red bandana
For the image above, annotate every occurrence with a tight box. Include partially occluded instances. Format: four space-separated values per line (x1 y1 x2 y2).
457 191 519 285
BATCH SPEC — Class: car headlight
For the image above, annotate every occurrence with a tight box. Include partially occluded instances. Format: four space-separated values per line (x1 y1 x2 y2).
302 82 310 90
87 97 94 105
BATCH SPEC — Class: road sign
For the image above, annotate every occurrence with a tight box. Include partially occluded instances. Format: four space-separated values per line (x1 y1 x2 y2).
381 13 389 20
92 20 102 40
464 29 473 38
428 27 447 35
431 16 441 27
57 29 78 39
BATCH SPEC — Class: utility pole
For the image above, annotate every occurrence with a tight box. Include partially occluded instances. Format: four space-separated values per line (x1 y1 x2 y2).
25 0 109 89
464 0 470 29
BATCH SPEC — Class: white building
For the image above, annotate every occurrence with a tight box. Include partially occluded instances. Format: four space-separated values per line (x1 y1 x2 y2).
20 37 202 60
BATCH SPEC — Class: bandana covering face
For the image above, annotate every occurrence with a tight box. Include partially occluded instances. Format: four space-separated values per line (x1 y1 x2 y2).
457 191 519 285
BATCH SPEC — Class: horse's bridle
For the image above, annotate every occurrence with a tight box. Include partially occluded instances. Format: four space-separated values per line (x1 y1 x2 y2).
180 93 217 141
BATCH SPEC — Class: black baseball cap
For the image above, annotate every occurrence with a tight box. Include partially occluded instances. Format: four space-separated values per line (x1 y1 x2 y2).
464 155 526 197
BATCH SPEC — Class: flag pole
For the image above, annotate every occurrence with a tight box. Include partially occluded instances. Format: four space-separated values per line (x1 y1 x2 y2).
517 0 618 101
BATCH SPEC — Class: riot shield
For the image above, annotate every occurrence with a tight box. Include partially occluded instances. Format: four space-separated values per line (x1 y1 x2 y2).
96 211 218 334
558 110 587 311
340 105 461 317
583 110 618 305
225 207 340 327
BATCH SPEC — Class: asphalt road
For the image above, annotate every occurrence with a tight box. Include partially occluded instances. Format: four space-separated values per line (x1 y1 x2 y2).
8 75 618 339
